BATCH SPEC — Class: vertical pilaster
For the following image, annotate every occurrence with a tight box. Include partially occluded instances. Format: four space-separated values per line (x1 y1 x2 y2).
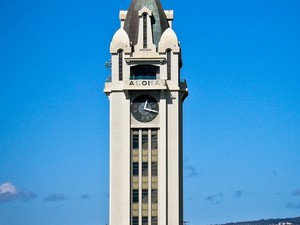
158 90 167 225
110 92 131 225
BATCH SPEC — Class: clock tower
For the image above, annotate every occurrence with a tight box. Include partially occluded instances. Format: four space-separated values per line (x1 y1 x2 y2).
104 0 188 225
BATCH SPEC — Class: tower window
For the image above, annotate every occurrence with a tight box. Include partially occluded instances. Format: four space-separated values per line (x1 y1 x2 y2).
130 65 158 80
142 130 148 150
142 189 148 203
151 189 157 203
133 189 139 203
132 216 139 225
142 162 148 176
142 216 148 225
132 130 139 149
166 49 171 80
151 130 158 149
151 162 157 176
118 50 123 81
151 216 158 225
133 162 139 176
143 13 147 48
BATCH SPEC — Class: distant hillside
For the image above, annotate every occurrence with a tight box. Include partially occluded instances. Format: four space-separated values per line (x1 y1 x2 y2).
216 217 300 225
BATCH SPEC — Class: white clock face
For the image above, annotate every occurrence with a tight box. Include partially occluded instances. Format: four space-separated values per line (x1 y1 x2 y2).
131 94 159 123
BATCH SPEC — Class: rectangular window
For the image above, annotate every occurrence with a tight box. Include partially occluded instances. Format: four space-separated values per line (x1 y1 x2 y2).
151 130 157 150
133 189 139 203
151 162 157 176
142 189 148 204
151 216 158 225
151 189 157 203
142 162 148 176
132 130 139 149
132 216 139 225
133 162 139 176
142 216 148 225
142 130 148 150
130 66 158 80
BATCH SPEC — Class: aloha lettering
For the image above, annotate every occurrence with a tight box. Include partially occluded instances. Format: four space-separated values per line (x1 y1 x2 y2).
129 80 161 86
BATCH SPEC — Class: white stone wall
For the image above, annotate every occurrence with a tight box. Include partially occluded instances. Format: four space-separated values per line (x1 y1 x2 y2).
105 6 187 225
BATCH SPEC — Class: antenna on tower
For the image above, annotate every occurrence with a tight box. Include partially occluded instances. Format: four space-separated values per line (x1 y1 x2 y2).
105 59 112 70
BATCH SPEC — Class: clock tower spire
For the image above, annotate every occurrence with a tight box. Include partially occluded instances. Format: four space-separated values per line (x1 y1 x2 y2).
104 0 188 224
124 0 169 47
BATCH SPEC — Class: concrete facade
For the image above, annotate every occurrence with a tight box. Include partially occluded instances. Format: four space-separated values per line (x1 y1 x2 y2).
104 1 188 224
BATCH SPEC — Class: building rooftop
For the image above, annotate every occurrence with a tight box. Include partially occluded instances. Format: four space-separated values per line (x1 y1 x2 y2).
124 0 169 46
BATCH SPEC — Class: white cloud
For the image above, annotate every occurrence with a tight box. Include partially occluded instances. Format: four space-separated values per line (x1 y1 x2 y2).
0 182 36 203
0 183 18 195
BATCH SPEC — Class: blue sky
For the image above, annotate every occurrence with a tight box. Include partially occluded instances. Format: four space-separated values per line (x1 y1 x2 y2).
0 0 300 225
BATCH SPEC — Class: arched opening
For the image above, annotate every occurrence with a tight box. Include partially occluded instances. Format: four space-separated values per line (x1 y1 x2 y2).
118 50 123 81
142 13 148 48
166 49 172 80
